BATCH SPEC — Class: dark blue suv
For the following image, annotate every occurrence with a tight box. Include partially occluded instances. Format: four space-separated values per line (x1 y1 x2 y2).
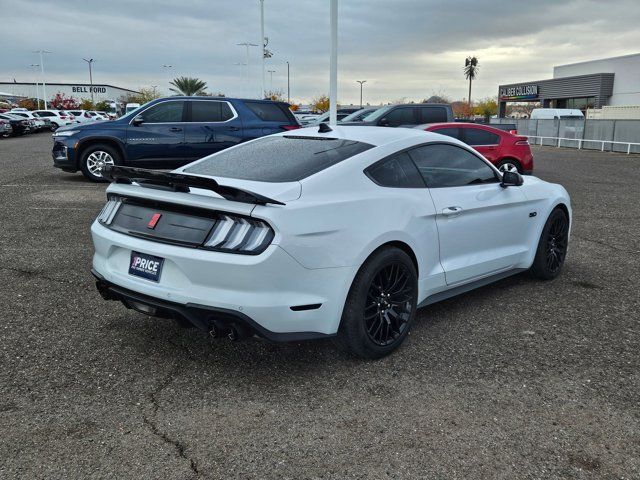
51 97 300 181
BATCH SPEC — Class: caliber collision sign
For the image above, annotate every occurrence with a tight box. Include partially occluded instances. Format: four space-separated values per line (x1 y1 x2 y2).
499 84 539 101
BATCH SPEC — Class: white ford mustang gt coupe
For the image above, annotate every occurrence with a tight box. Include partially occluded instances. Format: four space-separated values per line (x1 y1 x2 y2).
91 125 571 358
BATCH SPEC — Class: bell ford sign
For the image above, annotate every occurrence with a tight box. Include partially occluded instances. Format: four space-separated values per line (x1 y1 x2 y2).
72 86 108 93
499 84 539 101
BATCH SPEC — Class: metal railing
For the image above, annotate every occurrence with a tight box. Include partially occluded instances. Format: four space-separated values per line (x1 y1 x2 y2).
526 135 640 154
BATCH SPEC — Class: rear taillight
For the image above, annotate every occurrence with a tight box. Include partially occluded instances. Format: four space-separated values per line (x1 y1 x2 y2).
509 129 518 134
97 198 122 225
60 116 67 119
280 125 301 131
203 215 274 254
515 140 529 146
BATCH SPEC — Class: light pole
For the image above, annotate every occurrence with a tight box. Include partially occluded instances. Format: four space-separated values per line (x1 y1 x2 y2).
82 58 95 103
329 0 338 125
237 43 258 98
162 64 173 95
30 64 40 109
286 61 290 103
356 80 366 108
267 69 275 93
259 0 265 99
34 50 51 109
151 85 158 98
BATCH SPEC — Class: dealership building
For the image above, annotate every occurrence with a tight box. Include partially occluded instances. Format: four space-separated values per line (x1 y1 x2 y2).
497 52 640 117
0 82 139 103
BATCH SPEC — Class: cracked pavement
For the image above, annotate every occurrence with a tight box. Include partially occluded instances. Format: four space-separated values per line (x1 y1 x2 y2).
0 133 639 479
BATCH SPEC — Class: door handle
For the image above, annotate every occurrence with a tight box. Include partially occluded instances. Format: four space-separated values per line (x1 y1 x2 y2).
169 127 182 132
227 126 240 131
442 206 463 217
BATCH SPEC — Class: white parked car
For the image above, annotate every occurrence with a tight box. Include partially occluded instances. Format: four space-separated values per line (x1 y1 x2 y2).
68 110 97 124
32 110 75 130
530 108 584 120
9 110 49 131
95 111 111 120
91 126 571 358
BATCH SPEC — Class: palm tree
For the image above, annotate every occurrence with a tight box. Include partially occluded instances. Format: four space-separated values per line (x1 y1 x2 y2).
169 76 208 96
464 56 479 109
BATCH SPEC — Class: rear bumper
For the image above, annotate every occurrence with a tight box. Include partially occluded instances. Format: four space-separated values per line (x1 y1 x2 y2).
93 271 332 341
91 221 356 337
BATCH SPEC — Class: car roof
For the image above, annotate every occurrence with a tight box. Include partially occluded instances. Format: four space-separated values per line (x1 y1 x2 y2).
280 125 444 147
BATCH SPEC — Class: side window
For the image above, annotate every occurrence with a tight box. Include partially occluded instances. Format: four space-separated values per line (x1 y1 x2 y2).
418 107 447 123
190 101 234 122
408 144 498 188
365 152 424 188
245 102 291 122
432 127 461 140
463 128 500 146
139 101 185 123
381 107 415 127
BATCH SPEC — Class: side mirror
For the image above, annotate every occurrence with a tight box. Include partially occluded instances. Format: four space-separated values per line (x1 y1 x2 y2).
132 115 144 126
378 117 389 127
501 170 524 187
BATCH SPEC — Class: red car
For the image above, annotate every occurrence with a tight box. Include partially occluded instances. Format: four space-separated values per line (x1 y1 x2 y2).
421 123 534 174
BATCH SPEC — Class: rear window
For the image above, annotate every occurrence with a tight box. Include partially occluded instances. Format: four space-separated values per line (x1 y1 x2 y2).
191 101 234 122
184 136 374 182
418 107 448 123
245 102 292 122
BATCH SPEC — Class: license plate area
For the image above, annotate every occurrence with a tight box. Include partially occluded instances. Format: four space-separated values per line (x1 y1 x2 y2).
129 251 164 282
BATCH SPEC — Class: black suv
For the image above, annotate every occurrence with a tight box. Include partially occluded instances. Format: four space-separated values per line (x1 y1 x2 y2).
343 103 453 127
51 97 300 181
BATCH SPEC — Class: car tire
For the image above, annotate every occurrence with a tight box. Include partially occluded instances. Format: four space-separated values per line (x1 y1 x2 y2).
80 143 121 182
335 246 418 359
529 208 569 280
496 158 522 174
49 122 59 132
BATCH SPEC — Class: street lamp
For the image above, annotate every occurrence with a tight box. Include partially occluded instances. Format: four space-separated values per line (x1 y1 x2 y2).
82 58 95 103
329 0 338 125
237 43 258 98
267 69 275 92
286 61 290 103
162 64 173 94
356 80 366 108
34 50 51 109
29 64 40 109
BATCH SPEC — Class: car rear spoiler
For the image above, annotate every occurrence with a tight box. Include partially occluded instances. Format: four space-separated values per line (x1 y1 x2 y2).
102 166 285 206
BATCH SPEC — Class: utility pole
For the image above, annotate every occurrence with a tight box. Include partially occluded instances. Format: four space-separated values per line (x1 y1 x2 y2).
30 64 40 109
34 50 51 109
286 61 290 103
329 0 338 125
83 58 95 103
237 43 258 98
260 0 265 99
356 80 366 108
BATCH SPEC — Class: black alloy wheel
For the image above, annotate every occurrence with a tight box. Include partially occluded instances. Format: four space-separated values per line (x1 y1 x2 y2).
336 246 418 359
530 208 569 280
365 263 414 346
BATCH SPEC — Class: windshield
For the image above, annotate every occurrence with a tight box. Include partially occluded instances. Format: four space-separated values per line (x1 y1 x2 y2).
362 105 393 122
184 135 374 182
341 108 378 122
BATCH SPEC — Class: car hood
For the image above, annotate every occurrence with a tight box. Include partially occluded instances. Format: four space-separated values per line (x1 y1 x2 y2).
57 119 123 133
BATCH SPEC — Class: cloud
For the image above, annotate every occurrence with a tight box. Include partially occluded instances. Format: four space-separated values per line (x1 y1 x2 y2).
1 0 638 103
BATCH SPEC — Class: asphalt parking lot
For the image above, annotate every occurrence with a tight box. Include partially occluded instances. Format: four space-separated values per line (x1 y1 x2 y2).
1 132 638 479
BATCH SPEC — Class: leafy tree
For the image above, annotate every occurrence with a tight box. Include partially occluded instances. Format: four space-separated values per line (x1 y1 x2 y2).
79 99 95 110
18 98 38 110
95 100 112 112
169 77 208 96
452 100 474 119
50 92 79 110
311 94 330 113
474 97 498 120
264 90 286 102
289 104 299 112
464 56 479 107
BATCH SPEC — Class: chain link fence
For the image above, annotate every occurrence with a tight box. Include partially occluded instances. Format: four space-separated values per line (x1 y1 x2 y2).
491 118 640 154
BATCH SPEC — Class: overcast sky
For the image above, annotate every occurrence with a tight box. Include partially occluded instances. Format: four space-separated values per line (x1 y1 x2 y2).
1 0 639 104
